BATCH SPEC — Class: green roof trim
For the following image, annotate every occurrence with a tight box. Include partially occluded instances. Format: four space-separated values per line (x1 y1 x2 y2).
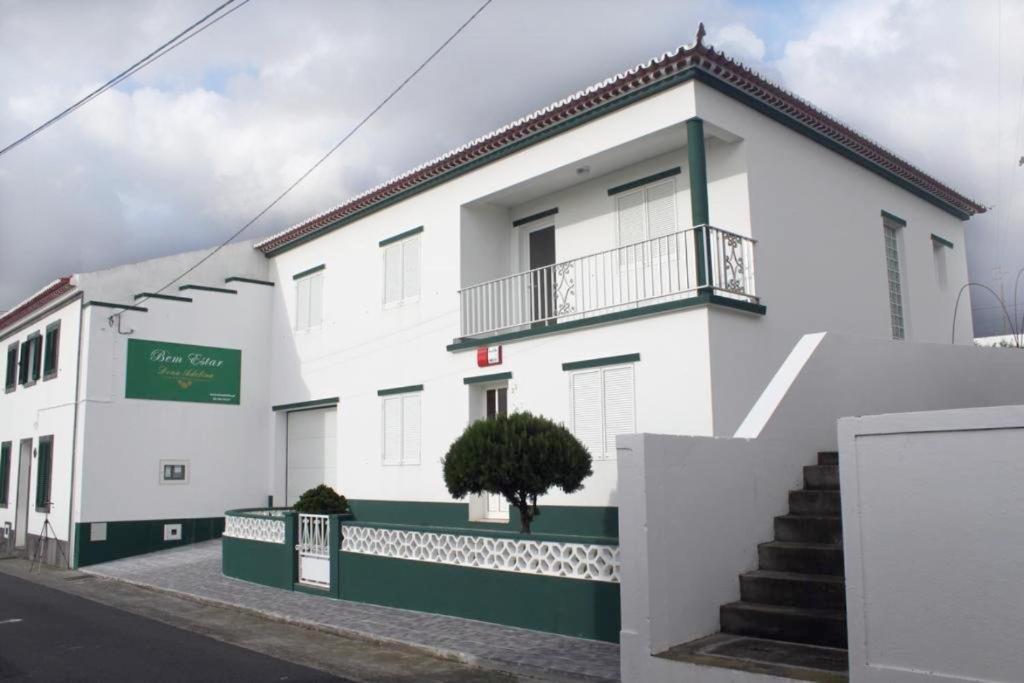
271 397 339 412
84 300 148 313
133 292 192 303
881 210 907 227
447 291 766 352
178 284 237 295
379 225 424 247
607 167 682 196
377 384 424 396
292 264 325 280
512 208 558 228
463 371 512 385
562 353 641 371
225 276 275 286
931 233 954 249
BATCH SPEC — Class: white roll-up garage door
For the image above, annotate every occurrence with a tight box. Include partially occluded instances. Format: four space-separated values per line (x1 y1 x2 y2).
286 407 337 505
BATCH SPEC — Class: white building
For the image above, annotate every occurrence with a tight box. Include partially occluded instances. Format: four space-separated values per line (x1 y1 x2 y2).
0 27 989 641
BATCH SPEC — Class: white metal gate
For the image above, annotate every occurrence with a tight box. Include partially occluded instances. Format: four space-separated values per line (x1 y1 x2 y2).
296 513 330 588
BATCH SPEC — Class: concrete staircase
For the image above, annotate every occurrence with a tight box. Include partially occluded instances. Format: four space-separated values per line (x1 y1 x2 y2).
720 451 847 649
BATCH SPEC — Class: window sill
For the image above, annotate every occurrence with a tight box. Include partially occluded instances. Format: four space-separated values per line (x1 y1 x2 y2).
383 296 420 310
43 373 57 382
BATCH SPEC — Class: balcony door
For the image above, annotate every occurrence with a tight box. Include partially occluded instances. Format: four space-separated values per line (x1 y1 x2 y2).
528 226 555 326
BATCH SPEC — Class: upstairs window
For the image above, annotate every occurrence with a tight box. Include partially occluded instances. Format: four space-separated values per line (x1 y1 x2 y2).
43 321 60 380
19 334 42 386
883 217 906 340
5 343 16 393
381 388 421 466
294 267 324 331
615 179 678 247
382 230 421 307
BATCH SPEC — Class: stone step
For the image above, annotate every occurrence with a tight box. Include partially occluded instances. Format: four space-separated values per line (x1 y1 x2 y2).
790 489 842 516
818 451 838 466
721 601 848 649
740 570 846 610
656 633 849 680
804 464 840 490
774 515 843 544
758 541 844 576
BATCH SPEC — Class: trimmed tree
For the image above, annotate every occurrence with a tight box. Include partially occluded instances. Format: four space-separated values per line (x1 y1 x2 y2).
293 484 349 515
442 411 593 533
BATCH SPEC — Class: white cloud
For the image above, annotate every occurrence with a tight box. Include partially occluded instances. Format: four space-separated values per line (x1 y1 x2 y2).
711 23 766 62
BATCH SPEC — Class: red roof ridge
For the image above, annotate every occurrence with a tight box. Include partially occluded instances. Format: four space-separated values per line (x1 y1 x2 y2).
0 277 75 334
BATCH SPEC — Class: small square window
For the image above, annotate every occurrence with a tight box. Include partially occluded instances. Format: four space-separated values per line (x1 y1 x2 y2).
160 460 189 484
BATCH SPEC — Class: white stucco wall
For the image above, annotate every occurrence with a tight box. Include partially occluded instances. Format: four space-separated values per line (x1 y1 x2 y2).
839 405 1024 683
76 282 273 524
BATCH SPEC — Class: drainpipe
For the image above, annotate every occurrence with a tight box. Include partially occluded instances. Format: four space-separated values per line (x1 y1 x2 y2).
66 298 86 568
687 117 712 289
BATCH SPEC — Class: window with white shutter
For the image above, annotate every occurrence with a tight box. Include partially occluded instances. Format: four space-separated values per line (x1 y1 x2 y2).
295 270 324 331
382 233 421 307
570 363 636 460
381 391 422 465
615 179 678 247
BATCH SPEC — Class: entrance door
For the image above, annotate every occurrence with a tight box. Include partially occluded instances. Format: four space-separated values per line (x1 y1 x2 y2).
528 226 556 325
286 408 337 505
483 386 509 521
15 439 31 548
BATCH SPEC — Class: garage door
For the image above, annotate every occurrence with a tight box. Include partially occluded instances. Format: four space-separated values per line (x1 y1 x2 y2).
286 408 337 505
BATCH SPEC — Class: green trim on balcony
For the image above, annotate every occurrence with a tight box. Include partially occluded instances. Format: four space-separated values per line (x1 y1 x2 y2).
562 353 640 372
931 233 954 249
511 208 558 227
607 167 681 196
178 284 238 294
74 516 224 568
377 384 424 396
292 264 325 280
463 371 512 385
84 300 148 312
448 291 766 352
378 225 424 247
271 396 339 412
881 210 907 226
133 292 192 303
225 276 275 286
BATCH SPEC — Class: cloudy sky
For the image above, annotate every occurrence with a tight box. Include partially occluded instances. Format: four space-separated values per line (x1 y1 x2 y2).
1 0 1021 334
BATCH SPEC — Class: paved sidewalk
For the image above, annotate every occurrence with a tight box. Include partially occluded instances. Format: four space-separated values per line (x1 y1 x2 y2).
82 540 620 682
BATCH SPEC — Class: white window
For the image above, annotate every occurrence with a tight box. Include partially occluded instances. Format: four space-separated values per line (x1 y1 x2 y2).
570 364 635 460
382 391 421 465
159 459 189 485
883 220 905 339
295 270 324 331
383 234 421 307
616 179 678 247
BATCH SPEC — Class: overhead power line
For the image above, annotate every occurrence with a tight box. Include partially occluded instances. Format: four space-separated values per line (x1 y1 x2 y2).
0 0 249 158
127 0 493 312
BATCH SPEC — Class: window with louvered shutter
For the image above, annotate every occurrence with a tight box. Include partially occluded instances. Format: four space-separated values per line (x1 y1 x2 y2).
43 322 60 379
383 234 421 306
5 344 16 392
616 190 646 247
645 180 677 238
0 442 10 506
295 277 310 330
402 394 421 464
35 436 53 510
307 272 323 328
571 370 604 458
602 366 635 456
402 236 420 300
381 392 421 465
382 397 403 465
17 342 29 385
383 242 403 305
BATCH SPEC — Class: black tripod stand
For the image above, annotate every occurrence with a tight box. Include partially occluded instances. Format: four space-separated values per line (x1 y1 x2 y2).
31 501 69 571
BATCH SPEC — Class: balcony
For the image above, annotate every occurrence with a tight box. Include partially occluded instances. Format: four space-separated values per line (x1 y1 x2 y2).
457 226 758 341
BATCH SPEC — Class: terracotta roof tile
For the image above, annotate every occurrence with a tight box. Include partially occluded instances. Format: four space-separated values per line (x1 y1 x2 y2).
0 277 74 334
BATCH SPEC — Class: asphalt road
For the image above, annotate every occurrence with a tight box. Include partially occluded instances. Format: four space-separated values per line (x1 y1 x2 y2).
0 571 345 682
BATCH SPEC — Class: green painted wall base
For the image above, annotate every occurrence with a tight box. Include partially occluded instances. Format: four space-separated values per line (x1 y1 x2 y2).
339 552 621 642
222 537 294 589
74 516 225 568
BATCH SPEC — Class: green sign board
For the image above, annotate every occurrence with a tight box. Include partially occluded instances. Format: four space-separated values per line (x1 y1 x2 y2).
125 338 241 405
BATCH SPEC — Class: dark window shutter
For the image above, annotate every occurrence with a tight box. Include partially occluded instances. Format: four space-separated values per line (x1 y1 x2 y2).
43 325 60 377
0 443 10 506
18 343 29 385
35 438 53 510
30 337 42 381
4 346 15 390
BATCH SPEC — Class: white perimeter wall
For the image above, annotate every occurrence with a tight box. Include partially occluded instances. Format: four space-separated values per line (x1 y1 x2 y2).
76 282 273 523
0 295 83 543
840 405 1024 683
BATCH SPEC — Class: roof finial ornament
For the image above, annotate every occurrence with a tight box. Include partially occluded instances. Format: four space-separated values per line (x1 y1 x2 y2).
695 22 707 48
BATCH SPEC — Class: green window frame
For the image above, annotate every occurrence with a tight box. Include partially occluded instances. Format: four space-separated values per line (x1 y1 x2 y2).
43 321 60 380
0 442 11 507
4 343 16 393
17 340 29 385
35 436 53 512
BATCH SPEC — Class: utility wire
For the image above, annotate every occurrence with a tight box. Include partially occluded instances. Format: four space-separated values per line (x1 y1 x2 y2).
0 0 248 158
126 0 493 313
